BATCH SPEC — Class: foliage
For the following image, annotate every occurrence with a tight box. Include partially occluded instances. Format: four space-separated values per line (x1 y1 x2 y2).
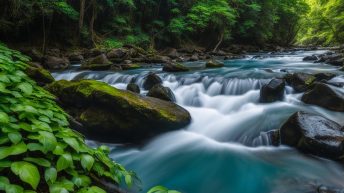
147 186 181 193
0 43 137 192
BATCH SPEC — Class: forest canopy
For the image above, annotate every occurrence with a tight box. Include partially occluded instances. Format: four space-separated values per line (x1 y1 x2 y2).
0 0 342 50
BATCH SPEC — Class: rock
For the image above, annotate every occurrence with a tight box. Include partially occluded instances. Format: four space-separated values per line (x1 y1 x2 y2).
327 57 344 66
260 79 285 103
21 48 43 62
143 73 162 90
314 72 336 81
205 60 224 68
46 80 191 143
316 53 344 66
267 130 280 146
301 83 344 112
46 48 61 57
81 54 112 70
285 73 316 92
318 185 344 193
189 54 199 61
144 55 171 63
163 62 190 72
110 64 122 71
43 56 70 70
126 83 140 93
68 53 84 63
280 111 344 159
25 66 55 86
121 63 141 70
106 48 128 59
84 48 103 58
147 84 176 102
303 55 318 61
161 48 179 59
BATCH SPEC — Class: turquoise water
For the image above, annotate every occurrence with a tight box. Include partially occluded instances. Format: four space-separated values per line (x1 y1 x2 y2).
54 50 344 193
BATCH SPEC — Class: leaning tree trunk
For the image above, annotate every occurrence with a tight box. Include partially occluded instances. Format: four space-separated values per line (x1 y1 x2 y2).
213 31 224 52
89 0 97 46
78 0 85 40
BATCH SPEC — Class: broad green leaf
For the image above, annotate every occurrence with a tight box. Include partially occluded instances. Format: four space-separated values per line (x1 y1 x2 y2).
0 176 9 190
17 82 33 95
0 142 27 159
38 131 57 151
57 153 73 171
5 184 24 193
125 174 132 187
72 175 91 188
44 168 57 184
63 137 80 152
49 184 69 193
0 160 11 168
24 157 51 167
0 112 9 124
80 154 94 171
8 132 22 144
11 161 40 190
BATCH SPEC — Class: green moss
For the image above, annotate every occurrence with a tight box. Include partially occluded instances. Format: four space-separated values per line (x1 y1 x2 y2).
25 66 55 85
305 76 316 85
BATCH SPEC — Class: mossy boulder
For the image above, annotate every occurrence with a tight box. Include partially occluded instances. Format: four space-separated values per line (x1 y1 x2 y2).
163 62 190 72
147 84 176 102
205 60 224 68
81 54 112 70
46 79 191 143
121 63 141 70
25 66 55 86
126 83 140 93
285 73 316 92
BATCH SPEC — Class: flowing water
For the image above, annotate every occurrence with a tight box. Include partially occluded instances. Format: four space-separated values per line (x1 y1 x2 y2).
53 50 344 193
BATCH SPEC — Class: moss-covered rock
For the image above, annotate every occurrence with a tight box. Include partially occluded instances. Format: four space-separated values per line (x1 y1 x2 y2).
25 66 55 86
205 60 224 68
121 63 141 70
163 62 190 72
285 73 316 92
81 54 112 70
46 79 191 143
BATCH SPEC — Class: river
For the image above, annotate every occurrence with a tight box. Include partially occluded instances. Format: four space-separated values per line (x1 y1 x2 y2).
53 50 344 193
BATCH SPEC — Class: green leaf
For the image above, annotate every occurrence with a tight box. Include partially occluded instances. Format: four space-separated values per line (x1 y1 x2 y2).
38 131 57 152
24 157 51 167
63 137 81 152
17 82 33 95
0 112 9 124
49 184 69 193
44 168 57 184
72 175 91 188
125 174 132 187
8 132 22 144
0 160 11 168
5 184 24 193
57 153 73 171
11 161 40 190
0 176 9 190
80 154 94 171
0 142 27 159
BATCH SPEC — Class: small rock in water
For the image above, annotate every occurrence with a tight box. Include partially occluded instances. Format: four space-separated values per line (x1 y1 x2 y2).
302 83 344 112
205 60 224 68
147 84 176 102
163 62 190 72
143 72 163 90
260 78 285 103
126 83 140 93
280 111 344 159
303 55 318 61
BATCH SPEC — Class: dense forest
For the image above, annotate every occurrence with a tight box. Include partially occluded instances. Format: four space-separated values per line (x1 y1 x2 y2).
0 0 343 51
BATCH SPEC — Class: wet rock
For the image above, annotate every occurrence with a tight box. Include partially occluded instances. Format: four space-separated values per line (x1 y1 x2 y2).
314 73 336 81
126 83 140 93
25 66 55 86
81 54 112 70
109 64 122 71
301 83 344 112
163 62 190 72
46 80 191 143
285 73 316 92
316 54 344 66
161 48 179 59
147 84 176 102
68 53 84 63
84 48 103 58
43 56 70 70
189 54 199 61
106 48 127 59
267 130 280 146
143 73 162 90
205 60 225 68
280 111 344 159
303 55 318 61
121 63 141 70
260 79 285 103
318 185 344 193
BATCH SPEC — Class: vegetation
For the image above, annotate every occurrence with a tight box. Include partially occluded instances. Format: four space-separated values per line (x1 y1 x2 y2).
0 43 137 192
0 0 320 50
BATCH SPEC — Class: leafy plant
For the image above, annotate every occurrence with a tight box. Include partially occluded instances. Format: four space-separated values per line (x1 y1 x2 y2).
0 42 137 192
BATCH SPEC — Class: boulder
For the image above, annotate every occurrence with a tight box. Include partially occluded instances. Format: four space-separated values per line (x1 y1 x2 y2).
317 54 344 66
301 83 344 112
143 73 162 90
106 48 128 59
314 72 336 81
205 60 225 68
285 73 316 92
302 55 318 61
147 84 176 102
280 111 344 159
45 80 191 143
189 54 199 61
25 66 55 86
81 54 112 70
43 56 70 70
126 83 140 93
163 62 190 72
109 64 122 71
21 48 43 62
121 63 141 70
260 79 285 103
68 53 84 63
161 48 179 59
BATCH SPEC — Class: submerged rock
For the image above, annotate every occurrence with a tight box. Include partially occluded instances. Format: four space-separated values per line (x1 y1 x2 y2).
301 83 344 112
303 55 318 61
126 83 140 93
143 72 162 90
46 79 191 143
260 78 285 103
25 66 55 86
205 60 224 68
280 111 344 159
163 62 190 72
81 54 112 70
285 73 316 92
147 84 176 102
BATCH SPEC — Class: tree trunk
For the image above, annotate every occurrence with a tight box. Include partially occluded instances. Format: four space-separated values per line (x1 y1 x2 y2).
89 0 97 46
213 31 224 52
78 0 85 39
